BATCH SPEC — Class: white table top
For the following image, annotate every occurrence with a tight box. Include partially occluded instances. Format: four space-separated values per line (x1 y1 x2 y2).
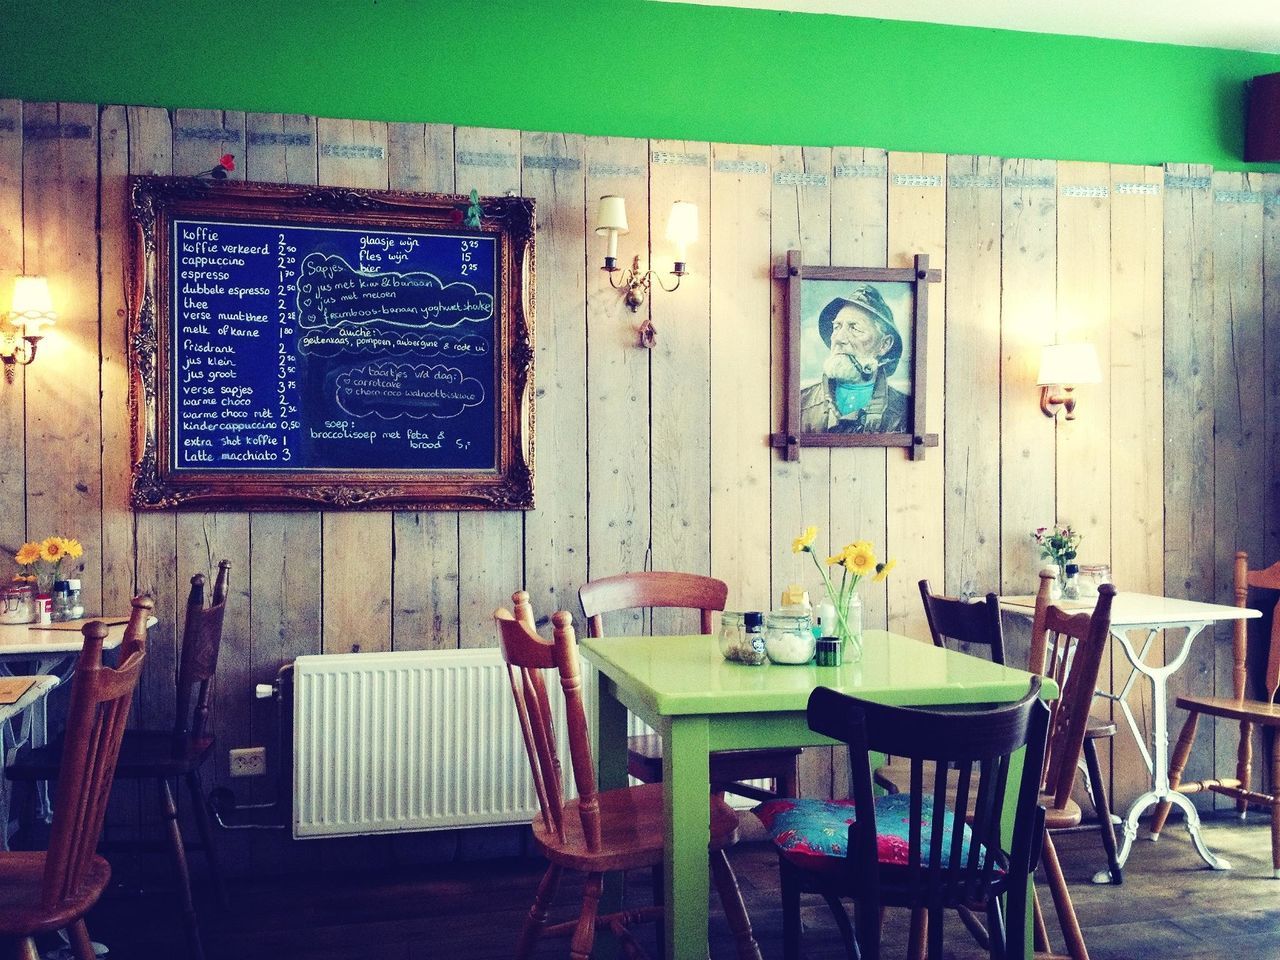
0 617 134 656
0 675 58 723
1000 591 1261 627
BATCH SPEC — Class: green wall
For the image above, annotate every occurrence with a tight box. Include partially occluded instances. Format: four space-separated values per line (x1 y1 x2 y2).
4 0 1280 170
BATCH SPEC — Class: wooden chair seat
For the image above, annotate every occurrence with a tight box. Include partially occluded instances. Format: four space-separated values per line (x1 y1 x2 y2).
1172 694 1280 726
627 733 802 798
532 781 741 873
1041 795 1082 831
0 851 110 937
11 730 215 781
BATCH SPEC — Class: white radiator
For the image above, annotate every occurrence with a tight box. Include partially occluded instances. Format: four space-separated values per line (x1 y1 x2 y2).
292 647 592 839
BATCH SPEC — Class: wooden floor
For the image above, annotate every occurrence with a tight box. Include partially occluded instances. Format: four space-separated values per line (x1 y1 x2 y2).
74 814 1280 959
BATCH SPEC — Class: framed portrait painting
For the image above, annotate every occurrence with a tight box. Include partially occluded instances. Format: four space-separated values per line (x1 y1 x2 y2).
771 251 941 461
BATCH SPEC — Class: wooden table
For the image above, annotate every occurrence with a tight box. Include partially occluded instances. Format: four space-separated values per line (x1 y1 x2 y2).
1000 591 1259 879
0 674 59 848
580 629 1052 960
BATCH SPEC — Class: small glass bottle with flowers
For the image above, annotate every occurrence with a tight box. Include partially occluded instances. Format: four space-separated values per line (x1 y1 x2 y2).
14 536 84 621
792 525 895 662
1030 524 1081 599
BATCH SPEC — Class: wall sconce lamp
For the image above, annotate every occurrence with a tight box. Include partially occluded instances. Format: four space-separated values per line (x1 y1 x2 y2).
2 276 56 381
1037 342 1101 419
595 196 698 347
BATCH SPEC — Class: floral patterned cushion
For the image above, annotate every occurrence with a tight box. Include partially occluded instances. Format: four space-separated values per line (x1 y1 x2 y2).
753 795 995 875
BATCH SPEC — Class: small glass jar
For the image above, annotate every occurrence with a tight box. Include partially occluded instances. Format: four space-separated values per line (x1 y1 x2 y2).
1077 564 1111 599
764 611 816 665
0 582 34 624
51 580 72 622
738 611 767 666
1062 564 1081 601
815 636 843 667
719 611 745 661
66 579 84 620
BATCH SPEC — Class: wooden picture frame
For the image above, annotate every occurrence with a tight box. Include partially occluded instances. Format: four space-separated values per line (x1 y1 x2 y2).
128 177 534 510
770 251 940 461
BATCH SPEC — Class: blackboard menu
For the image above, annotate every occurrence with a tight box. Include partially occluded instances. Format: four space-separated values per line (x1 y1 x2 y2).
129 179 534 511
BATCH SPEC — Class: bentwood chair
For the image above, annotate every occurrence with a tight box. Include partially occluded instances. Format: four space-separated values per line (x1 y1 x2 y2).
9 562 231 960
1029 582 1115 960
1028 570 1124 886
0 610 148 960
919 579 1007 664
497 592 761 960
1152 551 1280 877
579 571 801 801
754 680 1049 960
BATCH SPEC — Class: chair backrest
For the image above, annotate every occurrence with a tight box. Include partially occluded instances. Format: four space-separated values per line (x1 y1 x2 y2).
579 571 728 638
174 560 230 740
1030 579 1115 809
41 598 150 909
918 579 1005 665
1234 551 1280 703
495 592 598 850
809 679 1048 930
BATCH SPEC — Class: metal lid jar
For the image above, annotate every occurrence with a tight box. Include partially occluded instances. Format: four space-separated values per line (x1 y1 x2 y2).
764 610 816 665
0 582 34 624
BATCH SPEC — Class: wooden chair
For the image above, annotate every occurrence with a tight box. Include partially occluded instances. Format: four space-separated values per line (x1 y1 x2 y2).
9 562 231 960
579 571 801 802
1028 570 1123 886
1028 581 1116 960
918 579 1006 664
755 678 1048 960
0 606 148 960
1152 551 1280 877
497 591 760 960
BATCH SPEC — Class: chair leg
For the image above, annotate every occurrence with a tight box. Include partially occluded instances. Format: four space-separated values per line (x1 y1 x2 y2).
12 938 40 960
780 756 801 799
160 777 205 960
1082 738 1122 883
1032 887 1051 953
821 894 857 960
516 863 561 960
1271 744 1280 879
1151 711 1198 837
1040 833 1090 960
926 905 944 960
650 864 665 960
985 897 1006 960
68 920 95 960
570 872 603 960
908 908 927 960
781 859 802 960
186 770 228 910
1238 719 1255 818
710 848 762 960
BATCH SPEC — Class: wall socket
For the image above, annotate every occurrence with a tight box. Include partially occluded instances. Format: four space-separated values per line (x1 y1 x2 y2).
229 746 267 777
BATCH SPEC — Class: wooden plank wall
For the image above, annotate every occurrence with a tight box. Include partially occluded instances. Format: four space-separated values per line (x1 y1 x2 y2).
1 98 1277 872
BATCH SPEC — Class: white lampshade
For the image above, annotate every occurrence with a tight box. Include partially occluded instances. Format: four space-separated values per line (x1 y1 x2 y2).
1037 342 1101 386
594 195 629 236
7 276 56 335
665 200 699 255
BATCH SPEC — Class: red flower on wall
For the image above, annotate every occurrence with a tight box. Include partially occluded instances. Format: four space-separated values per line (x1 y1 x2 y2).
201 153 236 180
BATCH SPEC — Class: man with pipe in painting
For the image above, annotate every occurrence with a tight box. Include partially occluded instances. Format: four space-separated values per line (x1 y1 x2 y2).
799 284 908 434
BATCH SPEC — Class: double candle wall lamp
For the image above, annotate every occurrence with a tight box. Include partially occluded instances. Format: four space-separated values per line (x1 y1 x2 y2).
595 196 698 348
2 276 56 381
1037 342 1101 420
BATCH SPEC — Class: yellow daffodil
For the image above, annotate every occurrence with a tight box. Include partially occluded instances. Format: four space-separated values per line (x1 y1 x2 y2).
39 538 67 564
792 525 818 554
844 545 877 577
14 542 40 566
873 558 897 583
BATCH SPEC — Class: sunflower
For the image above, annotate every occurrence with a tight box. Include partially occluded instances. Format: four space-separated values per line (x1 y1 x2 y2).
14 542 40 566
39 537 68 564
62 538 84 559
873 558 897 583
826 549 848 567
843 544 877 577
792 525 818 554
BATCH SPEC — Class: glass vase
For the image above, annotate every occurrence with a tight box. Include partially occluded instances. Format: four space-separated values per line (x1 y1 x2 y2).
837 593 863 663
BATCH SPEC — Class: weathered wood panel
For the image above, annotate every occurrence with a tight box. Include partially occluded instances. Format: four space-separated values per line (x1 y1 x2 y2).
709 143 772 613
650 139 712 638
885 152 946 642
943 156 1002 601
0 100 26 560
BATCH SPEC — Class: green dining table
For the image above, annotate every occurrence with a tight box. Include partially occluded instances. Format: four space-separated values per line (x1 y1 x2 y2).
579 628 1056 960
